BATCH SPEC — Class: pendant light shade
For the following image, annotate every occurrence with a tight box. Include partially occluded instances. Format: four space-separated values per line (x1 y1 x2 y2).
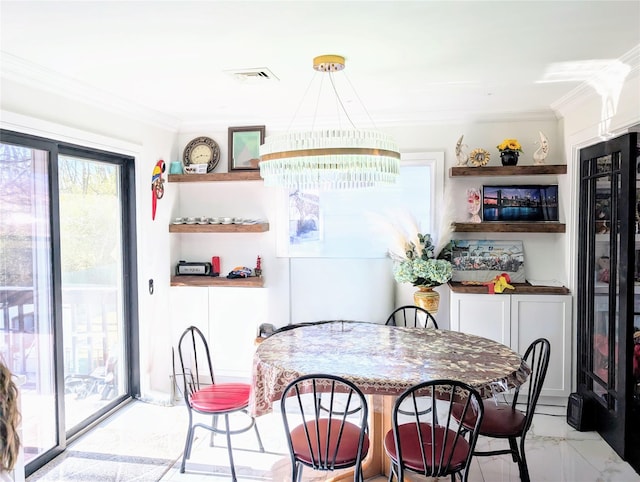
259 55 400 190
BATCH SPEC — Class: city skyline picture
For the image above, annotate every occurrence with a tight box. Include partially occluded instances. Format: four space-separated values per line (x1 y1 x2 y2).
482 184 559 222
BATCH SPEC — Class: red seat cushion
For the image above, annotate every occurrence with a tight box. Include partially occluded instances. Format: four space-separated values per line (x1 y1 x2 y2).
478 401 526 437
290 419 370 467
384 423 471 474
190 383 251 412
452 400 526 437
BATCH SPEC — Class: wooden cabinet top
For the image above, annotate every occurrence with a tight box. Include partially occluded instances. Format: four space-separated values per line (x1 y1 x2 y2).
449 282 570 295
171 275 264 287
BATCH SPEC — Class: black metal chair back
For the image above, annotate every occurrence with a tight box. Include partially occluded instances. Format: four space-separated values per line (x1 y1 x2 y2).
512 337 551 433
280 374 369 482
457 337 550 482
385 305 438 329
385 379 484 482
178 325 215 397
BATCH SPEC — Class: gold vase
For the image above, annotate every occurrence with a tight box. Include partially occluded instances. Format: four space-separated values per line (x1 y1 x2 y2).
413 286 440 314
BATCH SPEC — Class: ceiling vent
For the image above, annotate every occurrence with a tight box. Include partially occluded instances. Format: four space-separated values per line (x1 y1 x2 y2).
226 67 279 82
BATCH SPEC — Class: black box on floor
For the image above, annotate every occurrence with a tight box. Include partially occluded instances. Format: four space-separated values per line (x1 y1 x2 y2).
567 392 595 431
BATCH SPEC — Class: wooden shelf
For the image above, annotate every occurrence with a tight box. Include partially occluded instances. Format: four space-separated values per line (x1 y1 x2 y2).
171 275 264 287
452 222 565 233
448 282 569 295
169 222 269 233
168 171 262 182
449 165 567 177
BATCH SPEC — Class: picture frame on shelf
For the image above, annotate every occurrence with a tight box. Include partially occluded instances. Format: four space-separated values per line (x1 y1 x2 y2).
442 239 526 283
482 184 559 222
228 125 265 171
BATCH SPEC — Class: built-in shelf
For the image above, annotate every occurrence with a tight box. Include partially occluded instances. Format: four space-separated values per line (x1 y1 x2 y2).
449 281 569 295
171 275 264 287
452 222 566 233
168 171 262 182
449 165 567 177
169 223 269 233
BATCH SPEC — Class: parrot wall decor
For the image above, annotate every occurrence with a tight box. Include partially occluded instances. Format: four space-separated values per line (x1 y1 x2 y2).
151 160 166 220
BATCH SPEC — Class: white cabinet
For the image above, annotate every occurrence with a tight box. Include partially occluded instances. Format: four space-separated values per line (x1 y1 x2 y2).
450 293 510 346
450 292 572 400
510 295 572 398
169 286 265 382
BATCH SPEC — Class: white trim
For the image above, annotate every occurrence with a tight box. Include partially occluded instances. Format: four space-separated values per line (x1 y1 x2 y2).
551 44 640 119
400 151 445 239
0 110 142 156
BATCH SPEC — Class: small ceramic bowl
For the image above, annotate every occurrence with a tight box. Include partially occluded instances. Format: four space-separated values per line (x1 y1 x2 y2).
221 217 233 224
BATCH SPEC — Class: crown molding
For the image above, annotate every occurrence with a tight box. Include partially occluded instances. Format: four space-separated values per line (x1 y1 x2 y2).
550 44 640 118
0 110 143 155
1 51 181 132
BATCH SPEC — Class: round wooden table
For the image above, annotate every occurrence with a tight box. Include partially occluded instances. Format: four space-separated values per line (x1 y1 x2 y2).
249 321 530 479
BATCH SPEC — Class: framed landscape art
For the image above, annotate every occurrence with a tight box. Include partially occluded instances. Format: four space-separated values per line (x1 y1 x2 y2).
482 184 559 222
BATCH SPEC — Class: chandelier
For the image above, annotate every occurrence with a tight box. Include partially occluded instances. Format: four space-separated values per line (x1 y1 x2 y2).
259 55 400 190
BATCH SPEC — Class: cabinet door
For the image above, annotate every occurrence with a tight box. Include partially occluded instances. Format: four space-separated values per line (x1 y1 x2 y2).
450 293 510 345
208 287 268 381
511 294 572 398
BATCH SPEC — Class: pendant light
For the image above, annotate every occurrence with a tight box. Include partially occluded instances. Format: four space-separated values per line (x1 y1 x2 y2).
259 55 400 190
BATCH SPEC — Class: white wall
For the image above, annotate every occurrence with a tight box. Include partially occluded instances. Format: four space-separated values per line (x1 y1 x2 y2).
7 68 634 399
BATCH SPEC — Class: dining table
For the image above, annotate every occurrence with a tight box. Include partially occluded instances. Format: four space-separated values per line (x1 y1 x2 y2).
249 320 530 480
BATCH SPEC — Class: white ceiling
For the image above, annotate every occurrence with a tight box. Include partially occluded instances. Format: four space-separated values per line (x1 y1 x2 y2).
1 1 639 131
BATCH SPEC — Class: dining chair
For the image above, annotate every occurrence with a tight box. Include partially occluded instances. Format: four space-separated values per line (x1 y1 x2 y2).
452 337 550 482
177 325 264 481
280 374 370 482
385 305 439 329
384 379 484 482
386 305 439 419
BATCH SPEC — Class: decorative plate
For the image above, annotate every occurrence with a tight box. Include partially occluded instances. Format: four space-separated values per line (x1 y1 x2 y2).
183 136 220 173
469 148 490 167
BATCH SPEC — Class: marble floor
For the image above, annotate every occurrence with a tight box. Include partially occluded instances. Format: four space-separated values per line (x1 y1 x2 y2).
29 399 639 482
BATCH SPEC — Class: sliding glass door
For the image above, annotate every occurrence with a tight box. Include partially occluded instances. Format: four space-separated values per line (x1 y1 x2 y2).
58 154 128 430
0 131 138 474
0 142 57 462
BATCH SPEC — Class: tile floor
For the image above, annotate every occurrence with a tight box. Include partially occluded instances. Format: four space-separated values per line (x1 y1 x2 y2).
29 399 640 482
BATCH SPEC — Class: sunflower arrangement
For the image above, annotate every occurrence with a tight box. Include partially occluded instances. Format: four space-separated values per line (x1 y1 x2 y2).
496 138 523 153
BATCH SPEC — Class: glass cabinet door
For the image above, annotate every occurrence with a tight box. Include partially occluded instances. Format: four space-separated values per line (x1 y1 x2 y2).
577 132 638 466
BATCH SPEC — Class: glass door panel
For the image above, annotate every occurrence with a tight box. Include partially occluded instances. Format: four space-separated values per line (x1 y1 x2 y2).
58 155 127 431
0 143 57 462
578 132 637 464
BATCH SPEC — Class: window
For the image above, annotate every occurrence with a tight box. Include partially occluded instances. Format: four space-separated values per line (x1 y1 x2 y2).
277 152 444 258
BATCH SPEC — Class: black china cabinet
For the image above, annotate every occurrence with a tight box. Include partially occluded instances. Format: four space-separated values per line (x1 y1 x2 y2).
577 132 639 472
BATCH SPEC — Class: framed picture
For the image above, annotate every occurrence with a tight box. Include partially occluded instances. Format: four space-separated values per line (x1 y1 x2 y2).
228 125 265 171
482 184 559 222
444 239 526 283
289 190 321 245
